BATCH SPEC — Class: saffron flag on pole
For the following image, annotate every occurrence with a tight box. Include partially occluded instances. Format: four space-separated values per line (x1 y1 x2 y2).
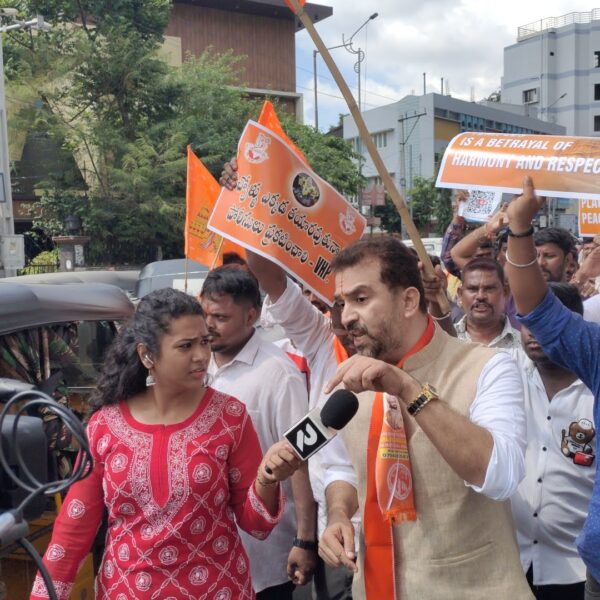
184 146 244 265
258 101 309 165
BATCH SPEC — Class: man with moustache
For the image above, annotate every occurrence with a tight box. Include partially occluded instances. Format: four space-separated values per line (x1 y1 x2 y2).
534 228 576 283
318 236 532 600
200 266 317 600
455 257 520 349
510 283 595 600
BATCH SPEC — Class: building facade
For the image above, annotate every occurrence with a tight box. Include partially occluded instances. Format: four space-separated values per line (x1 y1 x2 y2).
343 93 565 198
164 0 332 118
502 9 600 136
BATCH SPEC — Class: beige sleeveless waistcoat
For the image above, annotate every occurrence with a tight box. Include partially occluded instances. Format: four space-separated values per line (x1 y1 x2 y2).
341 326 533 600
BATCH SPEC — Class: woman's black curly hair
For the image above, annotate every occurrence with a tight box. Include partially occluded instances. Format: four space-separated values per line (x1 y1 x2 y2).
89 288 204 414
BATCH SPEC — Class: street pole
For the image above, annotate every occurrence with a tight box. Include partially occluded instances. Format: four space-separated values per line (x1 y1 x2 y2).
312 13 377 132
398 110 426 239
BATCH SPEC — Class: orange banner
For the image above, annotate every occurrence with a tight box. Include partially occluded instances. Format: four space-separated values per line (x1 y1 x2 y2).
436 133 600 200
258 101 308 165
185 146 244 266
579 199 600 235
207 121 366 304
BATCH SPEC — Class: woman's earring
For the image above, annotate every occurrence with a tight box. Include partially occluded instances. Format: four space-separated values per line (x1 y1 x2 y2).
202 373 212 388
146 372 156 387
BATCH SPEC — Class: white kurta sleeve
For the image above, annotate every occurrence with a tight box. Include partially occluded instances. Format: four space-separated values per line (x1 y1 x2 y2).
467 352 527 500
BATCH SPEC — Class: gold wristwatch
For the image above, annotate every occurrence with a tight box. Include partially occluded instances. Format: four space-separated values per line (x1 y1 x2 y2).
407 383 439 416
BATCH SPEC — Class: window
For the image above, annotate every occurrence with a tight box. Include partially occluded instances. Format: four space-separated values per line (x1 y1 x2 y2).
523 88 538 104
372 131 388 148
594 115 600 131
595 51 600 67
595 84 600 101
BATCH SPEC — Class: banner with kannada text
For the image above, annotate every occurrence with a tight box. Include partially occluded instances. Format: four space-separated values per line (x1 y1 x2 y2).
436 132 600 200
207 121 366 303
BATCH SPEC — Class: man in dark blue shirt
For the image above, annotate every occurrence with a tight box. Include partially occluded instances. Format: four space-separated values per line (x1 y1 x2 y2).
505 176 600 600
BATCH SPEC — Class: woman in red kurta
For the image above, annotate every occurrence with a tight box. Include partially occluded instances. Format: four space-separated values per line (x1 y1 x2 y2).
31 288 300 600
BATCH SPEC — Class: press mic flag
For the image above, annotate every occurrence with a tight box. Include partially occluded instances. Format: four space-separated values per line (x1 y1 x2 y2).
284 389 359 460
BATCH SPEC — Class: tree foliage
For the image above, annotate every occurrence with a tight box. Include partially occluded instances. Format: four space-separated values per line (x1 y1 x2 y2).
375 176 453 236
4 1 362 265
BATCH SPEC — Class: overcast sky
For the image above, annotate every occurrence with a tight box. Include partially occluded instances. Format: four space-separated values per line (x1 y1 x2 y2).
295 1 589 131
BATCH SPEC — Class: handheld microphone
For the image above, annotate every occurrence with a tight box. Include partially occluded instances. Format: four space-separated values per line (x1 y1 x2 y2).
283 389 359 461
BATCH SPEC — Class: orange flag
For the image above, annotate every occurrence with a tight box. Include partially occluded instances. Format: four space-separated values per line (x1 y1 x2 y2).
284 0 306 13
258 101 309 166
185 146 244 266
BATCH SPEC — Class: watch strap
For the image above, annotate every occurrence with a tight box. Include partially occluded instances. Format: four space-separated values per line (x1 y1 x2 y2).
292 537 317 551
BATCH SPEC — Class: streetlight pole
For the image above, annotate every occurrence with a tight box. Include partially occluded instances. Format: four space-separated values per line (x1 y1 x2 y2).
541 92 567 121
0 11 50 276
312 12 378 129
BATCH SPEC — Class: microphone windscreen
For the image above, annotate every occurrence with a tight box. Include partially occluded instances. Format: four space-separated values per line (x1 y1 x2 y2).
320 389 359 430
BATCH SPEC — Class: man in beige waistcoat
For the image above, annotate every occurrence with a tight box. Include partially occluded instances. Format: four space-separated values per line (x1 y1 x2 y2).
318 236 533 600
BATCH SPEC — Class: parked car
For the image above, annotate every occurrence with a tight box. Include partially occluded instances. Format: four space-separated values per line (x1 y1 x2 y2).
402 236 444 257
135 258 209 298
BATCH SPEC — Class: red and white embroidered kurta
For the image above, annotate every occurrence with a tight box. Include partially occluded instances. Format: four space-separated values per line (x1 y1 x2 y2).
30 388 284 600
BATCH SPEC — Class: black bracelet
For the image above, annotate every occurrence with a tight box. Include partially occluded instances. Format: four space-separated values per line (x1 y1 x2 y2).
293 537 317 551
507 226 534 238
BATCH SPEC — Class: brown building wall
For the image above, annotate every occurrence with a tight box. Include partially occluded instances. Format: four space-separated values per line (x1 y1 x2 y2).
165 4 296 93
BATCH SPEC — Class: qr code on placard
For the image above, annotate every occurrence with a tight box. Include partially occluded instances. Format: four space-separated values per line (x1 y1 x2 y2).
461 190 502 223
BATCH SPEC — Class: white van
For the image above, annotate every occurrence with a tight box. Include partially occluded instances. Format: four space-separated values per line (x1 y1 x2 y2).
402 237 443 257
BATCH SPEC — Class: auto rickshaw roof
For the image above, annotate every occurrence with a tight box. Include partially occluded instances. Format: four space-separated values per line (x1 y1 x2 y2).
0 282 135 335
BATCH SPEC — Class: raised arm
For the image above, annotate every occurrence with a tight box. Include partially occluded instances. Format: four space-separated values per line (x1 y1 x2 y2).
450 204 509 271
220 157 288 301
440 191 467 277
504 176 547 314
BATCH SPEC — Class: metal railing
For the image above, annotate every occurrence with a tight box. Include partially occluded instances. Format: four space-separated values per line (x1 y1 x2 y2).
17 263 59 276
518 9 600 40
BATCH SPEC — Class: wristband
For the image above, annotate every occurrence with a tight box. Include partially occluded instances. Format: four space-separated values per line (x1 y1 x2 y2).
507 226 534 238
293 537 317 551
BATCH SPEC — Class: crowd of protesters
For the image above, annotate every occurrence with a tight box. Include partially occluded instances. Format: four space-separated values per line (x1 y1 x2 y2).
29 171 600 600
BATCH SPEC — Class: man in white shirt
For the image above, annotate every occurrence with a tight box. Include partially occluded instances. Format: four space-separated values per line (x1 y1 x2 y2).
455 257 521 349
511 283 596 600
249 251 357 600
200 266 316 600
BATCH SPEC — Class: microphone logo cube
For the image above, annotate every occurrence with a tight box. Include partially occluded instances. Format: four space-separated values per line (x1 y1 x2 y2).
285 418 328 460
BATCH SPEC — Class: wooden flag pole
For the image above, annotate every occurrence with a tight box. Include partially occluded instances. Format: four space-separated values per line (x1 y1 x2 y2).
287 0 449 313
210 238 225 271
184 257 189 293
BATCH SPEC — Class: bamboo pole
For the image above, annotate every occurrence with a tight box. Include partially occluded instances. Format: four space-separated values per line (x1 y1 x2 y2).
288 0 449 312
210 238 225 271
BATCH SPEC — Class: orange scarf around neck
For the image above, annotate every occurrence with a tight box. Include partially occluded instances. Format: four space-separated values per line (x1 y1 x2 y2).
333 317 435 600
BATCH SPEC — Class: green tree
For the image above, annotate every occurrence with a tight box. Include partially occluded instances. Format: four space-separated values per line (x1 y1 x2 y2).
375 195 402 234
5 2 364 265
433 187 453 235
409 176 436 229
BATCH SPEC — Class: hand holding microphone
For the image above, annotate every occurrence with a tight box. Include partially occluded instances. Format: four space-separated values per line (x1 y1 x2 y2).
257 441 303 487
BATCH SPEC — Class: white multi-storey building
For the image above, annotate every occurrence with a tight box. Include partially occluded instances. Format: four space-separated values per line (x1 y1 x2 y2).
343 92 564 196
502 9 600 136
